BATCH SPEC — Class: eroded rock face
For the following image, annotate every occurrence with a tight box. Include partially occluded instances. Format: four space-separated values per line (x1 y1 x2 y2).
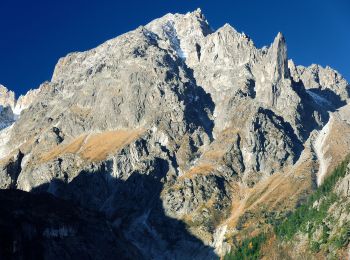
14 88 41 115
244 108 302 177
290 63 349 104
0 84 16 109
0 9 350 259
0 85 16 130
0 84 39 131
0 149 23 189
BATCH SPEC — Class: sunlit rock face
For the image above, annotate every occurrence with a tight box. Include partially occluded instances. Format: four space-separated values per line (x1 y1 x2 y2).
0 8 349 259
0 83 39 130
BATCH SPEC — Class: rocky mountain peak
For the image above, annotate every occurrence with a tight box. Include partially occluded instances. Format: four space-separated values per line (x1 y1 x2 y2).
0 84 16 129
192 7 205 19
0 83 40 130
144 8 212 61
0 84 15 109
267 32 289 82
14 88 41 115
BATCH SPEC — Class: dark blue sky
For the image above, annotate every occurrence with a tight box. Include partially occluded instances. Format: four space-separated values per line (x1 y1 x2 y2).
0 0 349 96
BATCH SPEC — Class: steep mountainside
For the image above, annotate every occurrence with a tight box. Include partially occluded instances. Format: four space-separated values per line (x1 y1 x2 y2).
0 9 349 259
272 157 350 259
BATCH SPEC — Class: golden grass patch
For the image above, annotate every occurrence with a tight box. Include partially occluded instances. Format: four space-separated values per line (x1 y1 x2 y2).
180 163 215 179
69 105 92 118
224 152 315 229
41 129 144 162
203 149 226 161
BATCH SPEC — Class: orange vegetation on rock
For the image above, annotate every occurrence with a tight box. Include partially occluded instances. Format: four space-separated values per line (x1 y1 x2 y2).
224 149 316 229
40 129 144 162
180 163 215 179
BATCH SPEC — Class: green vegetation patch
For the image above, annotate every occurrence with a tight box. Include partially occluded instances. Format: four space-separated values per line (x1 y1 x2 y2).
275 156 349 240
224 233 266 260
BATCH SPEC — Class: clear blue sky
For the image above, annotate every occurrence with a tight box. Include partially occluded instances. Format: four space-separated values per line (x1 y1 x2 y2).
0 0 349 95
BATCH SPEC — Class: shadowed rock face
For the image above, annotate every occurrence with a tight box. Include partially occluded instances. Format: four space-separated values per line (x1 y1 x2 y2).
0 8 350 259
0 168 217 260
0 189 142 260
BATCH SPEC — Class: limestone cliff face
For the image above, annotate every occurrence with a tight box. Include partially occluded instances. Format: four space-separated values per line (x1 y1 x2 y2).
0 9 349 259
0 84 39 130
14 88 41 115
0 84 16 109
0 84 16 129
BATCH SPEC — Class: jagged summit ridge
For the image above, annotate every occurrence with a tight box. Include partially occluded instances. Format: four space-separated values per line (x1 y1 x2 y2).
0 84 16 109
144 7 212 60
0 84 39 130
268 32 289 81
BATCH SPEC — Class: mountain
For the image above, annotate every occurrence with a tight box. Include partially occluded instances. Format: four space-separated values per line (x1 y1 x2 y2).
0 9 349 259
